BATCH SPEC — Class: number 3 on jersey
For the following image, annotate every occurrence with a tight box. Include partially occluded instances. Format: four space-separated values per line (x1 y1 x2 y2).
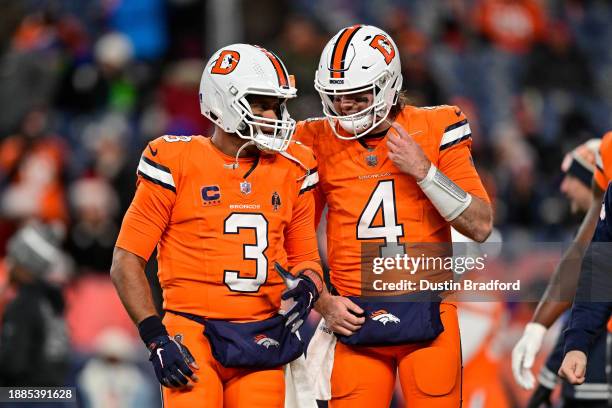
223 213 268 292
357 180 405 256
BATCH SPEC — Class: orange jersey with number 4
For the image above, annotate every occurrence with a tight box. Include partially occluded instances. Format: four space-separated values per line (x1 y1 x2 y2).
115 135 320 321
295 105 490 295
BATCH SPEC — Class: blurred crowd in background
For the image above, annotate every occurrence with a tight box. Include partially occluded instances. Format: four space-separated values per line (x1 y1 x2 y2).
0 0 610 406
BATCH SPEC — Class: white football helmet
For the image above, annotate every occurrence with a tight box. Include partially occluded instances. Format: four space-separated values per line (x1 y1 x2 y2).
315 25 403 139
200 44 297 152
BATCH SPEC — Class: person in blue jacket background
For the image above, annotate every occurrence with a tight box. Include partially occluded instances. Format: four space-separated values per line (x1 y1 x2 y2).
559 182 612 389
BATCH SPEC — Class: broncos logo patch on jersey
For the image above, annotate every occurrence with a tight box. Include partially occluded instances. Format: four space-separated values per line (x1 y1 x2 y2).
370 309 401 325
254 334 280 348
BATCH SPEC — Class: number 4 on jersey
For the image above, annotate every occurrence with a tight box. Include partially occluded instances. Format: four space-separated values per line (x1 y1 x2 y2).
357 180 405 256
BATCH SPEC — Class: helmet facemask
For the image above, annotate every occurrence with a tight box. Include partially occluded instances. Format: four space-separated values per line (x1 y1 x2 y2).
232 93 296 153
316 70 400 140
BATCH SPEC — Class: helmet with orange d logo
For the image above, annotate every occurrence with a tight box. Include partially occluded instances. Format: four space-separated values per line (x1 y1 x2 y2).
199 44 297 152
315 25 402 139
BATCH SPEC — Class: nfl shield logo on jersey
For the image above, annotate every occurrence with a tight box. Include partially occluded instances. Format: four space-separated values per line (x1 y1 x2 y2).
366 154 378 167
240 180 252 195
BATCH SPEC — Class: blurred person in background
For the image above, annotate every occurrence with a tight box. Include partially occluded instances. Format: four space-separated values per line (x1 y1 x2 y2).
0 107 69 286
558 182 612 400
491 123 543 229
62 176 135 353
522 21 596 147
387 10 443 108
559 140 601 215
65 177 120 275
79 113 134 218
274 15 327 119
91 32 135 113
0 108 68 226
157 59 213 137
55 31 134 114
513 137 612 407
473 0 547 55
523 21 593 100
0 222 70 387
77 327 154 408
0 8 65 135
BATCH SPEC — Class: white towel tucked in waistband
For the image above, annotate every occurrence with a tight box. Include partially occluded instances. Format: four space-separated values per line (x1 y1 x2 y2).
305 318 337 401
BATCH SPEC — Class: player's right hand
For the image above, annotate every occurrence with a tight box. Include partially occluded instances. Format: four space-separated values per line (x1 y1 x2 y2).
512 322 547 389
147 334 200 389
558 350 587 385
315 293 365 336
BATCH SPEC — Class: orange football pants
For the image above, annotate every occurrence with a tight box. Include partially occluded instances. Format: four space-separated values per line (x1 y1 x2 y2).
161 313 285 408
330 303 462 408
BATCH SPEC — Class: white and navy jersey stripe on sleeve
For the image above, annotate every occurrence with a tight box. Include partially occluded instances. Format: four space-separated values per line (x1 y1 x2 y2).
137 156 176 193
299 168 319 195
440 119 471 151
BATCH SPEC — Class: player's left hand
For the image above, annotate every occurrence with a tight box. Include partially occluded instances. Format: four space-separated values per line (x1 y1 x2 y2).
386 121 430 181
558 350 587 385
275 263 320 333
512 322 546 390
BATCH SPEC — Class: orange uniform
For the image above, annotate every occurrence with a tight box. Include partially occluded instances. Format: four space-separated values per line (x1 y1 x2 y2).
595 131 612 191
296 105 490 295
116 135 321 407
296 105 490 408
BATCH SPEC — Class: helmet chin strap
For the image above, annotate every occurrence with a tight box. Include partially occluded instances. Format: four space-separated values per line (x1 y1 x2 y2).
225 120 273 169
225 140 311 182
223 140 256 170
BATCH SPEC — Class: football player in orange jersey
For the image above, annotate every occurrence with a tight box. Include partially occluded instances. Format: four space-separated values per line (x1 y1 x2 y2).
110 44 325 408
512 134 612 395
296 25 493 407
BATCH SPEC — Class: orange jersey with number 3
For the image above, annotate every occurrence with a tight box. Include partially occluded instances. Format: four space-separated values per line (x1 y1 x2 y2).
295 105 490 295
115 136 320 321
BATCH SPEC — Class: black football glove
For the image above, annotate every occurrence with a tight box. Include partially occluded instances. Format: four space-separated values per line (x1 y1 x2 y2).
139 316 198 388
275 263 320 333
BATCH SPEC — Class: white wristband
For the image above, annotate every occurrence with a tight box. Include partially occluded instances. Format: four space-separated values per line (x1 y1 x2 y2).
417 163 472 221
